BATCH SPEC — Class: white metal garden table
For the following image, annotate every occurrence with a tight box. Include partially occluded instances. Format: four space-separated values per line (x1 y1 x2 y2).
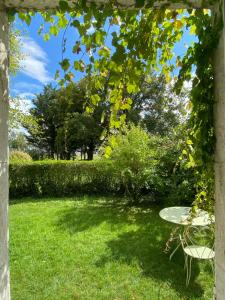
159 206 214 259
159 206 214 227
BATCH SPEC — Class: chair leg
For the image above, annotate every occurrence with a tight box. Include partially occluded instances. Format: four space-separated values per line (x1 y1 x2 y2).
184 254 188 270
186 257 192 286
185 256 189 286
188 257 192 286
169 242 181 261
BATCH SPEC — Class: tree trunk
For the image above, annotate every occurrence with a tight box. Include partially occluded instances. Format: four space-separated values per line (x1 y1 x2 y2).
214 1 225 299
0 8 10 300
87 150 93 161
87 142 94 160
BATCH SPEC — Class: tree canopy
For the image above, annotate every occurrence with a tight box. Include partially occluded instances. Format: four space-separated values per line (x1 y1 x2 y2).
24 83 107 160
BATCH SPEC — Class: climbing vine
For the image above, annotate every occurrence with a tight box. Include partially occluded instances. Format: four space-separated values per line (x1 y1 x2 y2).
9 0 221 210
175 8 222 212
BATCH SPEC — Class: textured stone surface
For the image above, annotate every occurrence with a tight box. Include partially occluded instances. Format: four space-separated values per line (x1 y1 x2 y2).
2 0 213 10
214 2 225 299
0 8 10 300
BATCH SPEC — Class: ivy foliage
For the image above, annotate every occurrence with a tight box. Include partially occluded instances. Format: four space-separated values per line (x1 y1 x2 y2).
175 9 222 212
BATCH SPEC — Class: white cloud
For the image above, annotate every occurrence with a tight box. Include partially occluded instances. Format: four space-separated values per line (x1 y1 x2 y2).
22 37 47 60
20 37 53 84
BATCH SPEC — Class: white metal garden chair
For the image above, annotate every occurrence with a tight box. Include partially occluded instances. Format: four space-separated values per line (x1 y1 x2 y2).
179 225 215 286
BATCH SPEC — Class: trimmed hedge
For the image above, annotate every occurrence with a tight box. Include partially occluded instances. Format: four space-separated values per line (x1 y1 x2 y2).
9 160 121 198
9 158 196 205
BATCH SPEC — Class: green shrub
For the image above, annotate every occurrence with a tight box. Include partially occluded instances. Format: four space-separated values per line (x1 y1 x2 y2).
152 137 196 206
106 125 157 202
9 151 32 163
9 160 120 198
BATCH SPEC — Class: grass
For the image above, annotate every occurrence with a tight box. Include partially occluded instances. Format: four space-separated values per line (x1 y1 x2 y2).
10 196 213 300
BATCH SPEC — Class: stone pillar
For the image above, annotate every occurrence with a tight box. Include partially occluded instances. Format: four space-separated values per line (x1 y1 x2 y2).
214 1 225 299
0 7 10 300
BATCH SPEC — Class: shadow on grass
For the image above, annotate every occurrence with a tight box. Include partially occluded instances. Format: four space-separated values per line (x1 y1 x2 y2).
96 229 205 299
55 200 208 298
56 201 139 233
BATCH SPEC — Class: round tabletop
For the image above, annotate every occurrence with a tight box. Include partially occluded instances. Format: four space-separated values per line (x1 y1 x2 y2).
159 206 214 226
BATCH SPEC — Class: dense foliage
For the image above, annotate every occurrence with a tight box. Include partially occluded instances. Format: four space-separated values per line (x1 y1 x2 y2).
153 132 196 206
9 160 119 198
9 157 196 205
24 83 107 160
9 132 28 152
174 10 222 212
128 75 187 136
9 150 32 163
106 125 156 201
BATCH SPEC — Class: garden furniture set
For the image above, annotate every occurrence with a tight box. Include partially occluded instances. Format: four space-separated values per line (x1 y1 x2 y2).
159 206 215 285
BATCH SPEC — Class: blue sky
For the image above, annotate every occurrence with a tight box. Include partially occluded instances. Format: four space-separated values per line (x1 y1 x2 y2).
10 13 197 105
11 14 76 100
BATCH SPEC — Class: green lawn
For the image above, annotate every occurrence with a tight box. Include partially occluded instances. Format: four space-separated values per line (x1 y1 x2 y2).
10 196 213 300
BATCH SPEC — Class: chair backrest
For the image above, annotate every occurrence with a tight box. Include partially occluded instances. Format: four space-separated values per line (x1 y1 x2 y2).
179 225 215 259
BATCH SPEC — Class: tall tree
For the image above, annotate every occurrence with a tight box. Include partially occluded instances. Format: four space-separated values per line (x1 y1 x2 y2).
24 85 58 158
9 132 28 152
24 81 107 160
127 75 187 136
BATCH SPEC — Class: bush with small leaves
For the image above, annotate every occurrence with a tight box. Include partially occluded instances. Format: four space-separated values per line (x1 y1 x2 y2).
9 151 32 163
107 125 157 202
